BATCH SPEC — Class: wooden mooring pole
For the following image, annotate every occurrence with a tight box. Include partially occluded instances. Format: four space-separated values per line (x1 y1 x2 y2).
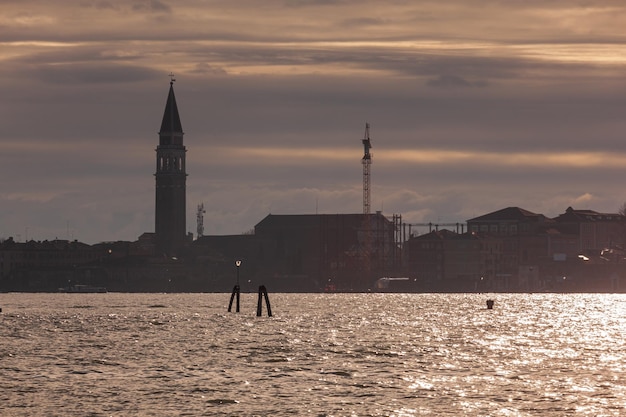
256 285 272 317
228 285 240 313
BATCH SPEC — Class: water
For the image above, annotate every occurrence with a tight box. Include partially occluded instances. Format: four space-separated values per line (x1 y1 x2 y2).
1 293 625 416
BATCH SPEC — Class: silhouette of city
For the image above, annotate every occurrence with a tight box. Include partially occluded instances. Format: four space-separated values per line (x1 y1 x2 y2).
2 82 625 293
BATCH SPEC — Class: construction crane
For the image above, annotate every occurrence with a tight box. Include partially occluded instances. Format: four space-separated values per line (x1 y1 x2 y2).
359 123 373 287
362 123 372 215
196 203 206 238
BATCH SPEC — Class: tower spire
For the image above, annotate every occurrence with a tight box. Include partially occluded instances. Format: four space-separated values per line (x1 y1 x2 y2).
159 79 183 136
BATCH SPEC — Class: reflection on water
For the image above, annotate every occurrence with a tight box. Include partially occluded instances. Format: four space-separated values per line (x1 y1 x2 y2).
1 293 625 416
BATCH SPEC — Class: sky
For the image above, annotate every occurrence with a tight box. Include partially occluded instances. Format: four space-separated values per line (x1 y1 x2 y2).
2 0 626 244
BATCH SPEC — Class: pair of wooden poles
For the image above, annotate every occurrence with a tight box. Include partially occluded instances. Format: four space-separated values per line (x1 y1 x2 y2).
228 284 272 317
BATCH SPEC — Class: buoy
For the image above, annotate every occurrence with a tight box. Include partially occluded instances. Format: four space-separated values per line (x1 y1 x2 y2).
486 299 494 309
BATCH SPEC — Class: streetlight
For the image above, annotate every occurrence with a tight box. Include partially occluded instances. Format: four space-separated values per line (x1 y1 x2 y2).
228 260 243 313
235 260 242 286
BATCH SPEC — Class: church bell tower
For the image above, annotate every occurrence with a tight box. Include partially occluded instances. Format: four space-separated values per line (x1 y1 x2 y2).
155 76 187 255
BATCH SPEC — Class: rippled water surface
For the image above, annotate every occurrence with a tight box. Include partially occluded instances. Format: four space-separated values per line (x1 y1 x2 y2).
1 293 626 416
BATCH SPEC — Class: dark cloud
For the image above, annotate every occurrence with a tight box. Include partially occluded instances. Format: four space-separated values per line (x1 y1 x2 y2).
88 0 172 13
29 63 160 85
89 1 120 10
189 63 228 76
426 74 488 88
137 0 172 13
284 0 349 7
173 42 613 84
341 17 388 27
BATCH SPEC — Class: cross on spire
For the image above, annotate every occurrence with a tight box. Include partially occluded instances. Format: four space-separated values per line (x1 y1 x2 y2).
168 72 176 84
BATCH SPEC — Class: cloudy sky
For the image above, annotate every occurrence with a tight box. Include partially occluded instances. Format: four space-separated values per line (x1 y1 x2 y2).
2 0 626 243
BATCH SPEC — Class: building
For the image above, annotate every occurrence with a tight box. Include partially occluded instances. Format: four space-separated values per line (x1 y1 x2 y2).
404 229 483 291
467 206 552 236
255 213 399 291
465 207 549 290
193 212 400 292
155 79 187 256
0 238 101 291
553 207 626 256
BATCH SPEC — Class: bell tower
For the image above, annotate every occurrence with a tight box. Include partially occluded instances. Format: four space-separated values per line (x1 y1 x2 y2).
155 75 187 255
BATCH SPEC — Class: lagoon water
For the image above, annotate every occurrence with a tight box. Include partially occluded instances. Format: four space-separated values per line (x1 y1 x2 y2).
1 292 625 416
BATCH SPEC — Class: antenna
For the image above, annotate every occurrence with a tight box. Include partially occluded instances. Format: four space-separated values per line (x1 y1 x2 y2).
196 203 206 238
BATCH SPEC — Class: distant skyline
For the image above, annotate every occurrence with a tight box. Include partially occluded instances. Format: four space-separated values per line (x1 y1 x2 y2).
2 1 626 244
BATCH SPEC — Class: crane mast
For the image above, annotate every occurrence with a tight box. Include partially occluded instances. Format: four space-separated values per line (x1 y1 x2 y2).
359 123 373 288
362 123 372 214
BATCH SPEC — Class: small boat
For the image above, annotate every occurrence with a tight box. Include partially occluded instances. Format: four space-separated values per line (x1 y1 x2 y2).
58 284 107 293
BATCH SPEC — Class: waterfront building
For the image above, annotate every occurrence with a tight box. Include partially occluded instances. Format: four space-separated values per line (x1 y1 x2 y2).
553 207 626 256
194 212 399 291
0 238 99 291
254 213 398 291
404 229 484 291
467 206 552 236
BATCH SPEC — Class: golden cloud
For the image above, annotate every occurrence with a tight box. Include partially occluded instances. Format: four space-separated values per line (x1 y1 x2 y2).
207 146 626 169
